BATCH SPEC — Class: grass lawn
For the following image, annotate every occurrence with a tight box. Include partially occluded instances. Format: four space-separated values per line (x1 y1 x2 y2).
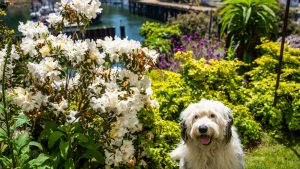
245 133 300 169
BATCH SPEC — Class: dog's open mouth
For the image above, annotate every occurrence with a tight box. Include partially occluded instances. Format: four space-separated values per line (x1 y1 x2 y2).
200 135 211 145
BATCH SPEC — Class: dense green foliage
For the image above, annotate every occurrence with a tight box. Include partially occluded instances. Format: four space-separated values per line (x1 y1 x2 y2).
140 21 180 53
137 108 180 169
246 40 300 139
149 70 192 121
219 0 278 61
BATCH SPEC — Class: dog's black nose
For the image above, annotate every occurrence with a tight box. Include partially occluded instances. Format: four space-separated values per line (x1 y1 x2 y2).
199 125 208 133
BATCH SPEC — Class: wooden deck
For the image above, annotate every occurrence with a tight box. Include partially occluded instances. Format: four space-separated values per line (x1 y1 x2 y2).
129 0 217 21
137 0 216 12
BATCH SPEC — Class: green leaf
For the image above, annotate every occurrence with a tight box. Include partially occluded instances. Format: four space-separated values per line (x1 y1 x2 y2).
86 149 105 164
19 153 30 166
0 127 7 139
11 114 30 130
245 7 252 25
64 158 75 169
74 133 88 143
0 156 12 167
1 144 8 153
48 131 64 149
39 121 58 140
261 4 275 17
59 141 69 160
0 104 4 115
15 132 30 152
28 141 43 151
79 142 97 150
28 153 50 167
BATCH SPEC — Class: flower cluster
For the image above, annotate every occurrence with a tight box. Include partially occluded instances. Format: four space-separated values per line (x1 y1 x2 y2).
45 0 102 28
60 0 102 20
173 33 227 60
155 33 228 71
0 0 158 168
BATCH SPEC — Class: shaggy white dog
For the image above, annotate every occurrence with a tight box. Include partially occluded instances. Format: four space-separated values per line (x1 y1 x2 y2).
170 99 244 169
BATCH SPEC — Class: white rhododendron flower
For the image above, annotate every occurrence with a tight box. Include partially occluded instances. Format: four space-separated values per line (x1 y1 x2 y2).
39 45 51 57
60 0 102 20
120 140 135 161
20 37 38 56
142 47 159 63
27 57 61 82
47 13 66 28
18 21 49 38
97 37 141 62
10 45 20 60
87 40 105 65
51 98 68 115
66 110 79 124
9 87 45 112
49 34 70 50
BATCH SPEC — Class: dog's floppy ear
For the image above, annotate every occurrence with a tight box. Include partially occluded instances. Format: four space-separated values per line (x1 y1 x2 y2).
225 109 233 144
180 120 188 143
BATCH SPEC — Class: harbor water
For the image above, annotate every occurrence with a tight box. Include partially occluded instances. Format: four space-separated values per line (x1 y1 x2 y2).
1 3 155 41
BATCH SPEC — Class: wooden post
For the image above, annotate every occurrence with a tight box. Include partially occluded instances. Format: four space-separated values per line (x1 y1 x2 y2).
107 27 116 37
120 25 126 39
273 0 291 107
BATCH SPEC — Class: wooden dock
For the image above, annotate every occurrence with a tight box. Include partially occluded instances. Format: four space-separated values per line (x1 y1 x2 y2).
129 0 216 21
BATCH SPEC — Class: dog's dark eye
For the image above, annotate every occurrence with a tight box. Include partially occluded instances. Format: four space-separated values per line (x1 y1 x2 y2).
210 114 216 118
194 115 199 119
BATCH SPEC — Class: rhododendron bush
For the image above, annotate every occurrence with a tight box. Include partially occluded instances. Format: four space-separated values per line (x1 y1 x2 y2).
0 0 160 168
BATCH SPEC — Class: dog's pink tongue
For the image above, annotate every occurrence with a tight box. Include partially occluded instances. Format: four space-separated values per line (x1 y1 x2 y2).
200 135 211 145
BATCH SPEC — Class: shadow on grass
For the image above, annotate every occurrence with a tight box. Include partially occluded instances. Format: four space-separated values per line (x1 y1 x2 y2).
245 132 300 169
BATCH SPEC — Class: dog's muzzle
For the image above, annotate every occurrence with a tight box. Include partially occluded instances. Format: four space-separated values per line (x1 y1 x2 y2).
198 125 212 145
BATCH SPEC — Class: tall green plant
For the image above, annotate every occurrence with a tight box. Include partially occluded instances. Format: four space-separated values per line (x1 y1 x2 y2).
219 0 278 62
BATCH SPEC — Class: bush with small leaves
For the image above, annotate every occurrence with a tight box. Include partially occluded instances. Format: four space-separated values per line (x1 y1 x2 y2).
246 40 300 139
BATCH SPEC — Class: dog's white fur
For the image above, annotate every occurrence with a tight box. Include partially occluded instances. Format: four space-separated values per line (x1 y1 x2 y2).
170 99 244 169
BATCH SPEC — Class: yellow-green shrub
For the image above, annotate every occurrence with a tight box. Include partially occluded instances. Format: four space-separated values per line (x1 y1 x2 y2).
136 109 180 169
176 51 247 104
140 21 180 53
148 70 192 121
246 40 300 138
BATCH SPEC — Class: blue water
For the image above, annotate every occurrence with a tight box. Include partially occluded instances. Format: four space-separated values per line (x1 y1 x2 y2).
1 3 156 41
92 4 156 41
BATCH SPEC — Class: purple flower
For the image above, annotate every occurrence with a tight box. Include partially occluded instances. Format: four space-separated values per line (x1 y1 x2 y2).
183 35 189 41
